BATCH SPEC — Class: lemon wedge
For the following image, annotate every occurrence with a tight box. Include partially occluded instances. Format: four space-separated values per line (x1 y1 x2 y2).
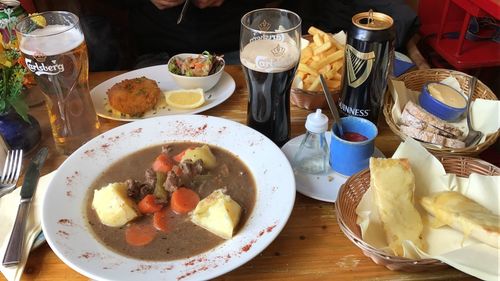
164 88 205 109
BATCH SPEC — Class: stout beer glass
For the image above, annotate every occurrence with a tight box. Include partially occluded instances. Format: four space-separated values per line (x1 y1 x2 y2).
16 11 100 155
240 9 301 147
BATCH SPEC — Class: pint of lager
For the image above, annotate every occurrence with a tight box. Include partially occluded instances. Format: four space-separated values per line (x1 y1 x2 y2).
16 11 100 155
240 8 301 147
338 10 395 123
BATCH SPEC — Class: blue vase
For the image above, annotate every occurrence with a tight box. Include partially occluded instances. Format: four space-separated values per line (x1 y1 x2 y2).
0 110 41 154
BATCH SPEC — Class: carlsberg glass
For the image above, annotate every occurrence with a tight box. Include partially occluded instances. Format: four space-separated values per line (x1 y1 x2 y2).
16 11 100 155
240 8 301 147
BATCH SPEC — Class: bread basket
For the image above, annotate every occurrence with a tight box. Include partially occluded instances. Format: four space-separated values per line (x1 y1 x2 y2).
383 68 499 156
335 155 500 272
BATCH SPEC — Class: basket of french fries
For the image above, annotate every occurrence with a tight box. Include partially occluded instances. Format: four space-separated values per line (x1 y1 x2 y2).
291 27 345 110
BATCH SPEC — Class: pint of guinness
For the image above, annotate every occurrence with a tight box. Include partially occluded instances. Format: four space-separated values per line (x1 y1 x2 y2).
240 8 301 147
338 10 395 123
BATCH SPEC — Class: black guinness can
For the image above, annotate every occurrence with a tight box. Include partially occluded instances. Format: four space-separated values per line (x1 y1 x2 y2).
338 10 395 123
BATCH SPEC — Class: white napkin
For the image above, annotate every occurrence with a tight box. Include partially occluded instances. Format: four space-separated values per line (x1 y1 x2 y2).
389 78 500 145
356 138 499 280
0 171 55 281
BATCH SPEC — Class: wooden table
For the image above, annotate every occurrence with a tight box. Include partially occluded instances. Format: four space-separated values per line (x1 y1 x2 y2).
2 65 477 280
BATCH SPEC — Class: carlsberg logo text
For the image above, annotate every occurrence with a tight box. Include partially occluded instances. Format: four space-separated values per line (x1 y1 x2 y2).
25 58 64 76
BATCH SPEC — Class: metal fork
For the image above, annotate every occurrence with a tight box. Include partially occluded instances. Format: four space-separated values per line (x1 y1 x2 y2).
0 149 23 198
463 76 483 147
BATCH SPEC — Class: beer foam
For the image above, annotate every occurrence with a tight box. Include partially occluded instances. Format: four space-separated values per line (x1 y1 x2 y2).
20 25 84 56
241 39 299 73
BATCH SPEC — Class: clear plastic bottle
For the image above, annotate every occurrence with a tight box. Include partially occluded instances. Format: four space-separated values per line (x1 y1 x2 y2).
293 109 329 174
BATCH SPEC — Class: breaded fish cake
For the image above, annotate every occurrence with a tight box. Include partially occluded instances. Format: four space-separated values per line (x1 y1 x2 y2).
106 77 161 116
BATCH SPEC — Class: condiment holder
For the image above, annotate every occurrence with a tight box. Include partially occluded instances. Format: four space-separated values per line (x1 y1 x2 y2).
293 109 329 175
419 82 466 121
329 116 378 176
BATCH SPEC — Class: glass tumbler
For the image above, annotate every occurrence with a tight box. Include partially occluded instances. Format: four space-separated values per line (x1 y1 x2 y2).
16 11 100 155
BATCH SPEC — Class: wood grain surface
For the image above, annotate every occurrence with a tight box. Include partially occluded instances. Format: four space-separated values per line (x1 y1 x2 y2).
1 65 478 281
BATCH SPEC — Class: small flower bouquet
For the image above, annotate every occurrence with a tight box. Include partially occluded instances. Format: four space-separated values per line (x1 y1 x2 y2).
0 7 35 122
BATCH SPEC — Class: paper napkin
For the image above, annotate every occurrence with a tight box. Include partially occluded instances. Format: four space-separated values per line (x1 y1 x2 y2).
0 171 55 281
356 138 499 280
389 78 500 145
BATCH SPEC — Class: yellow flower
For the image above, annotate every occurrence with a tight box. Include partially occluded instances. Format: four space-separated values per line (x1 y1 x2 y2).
29 13 47 27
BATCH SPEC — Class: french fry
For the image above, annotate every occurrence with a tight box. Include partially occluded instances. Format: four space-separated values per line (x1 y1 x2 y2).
304 74 318 85
313 33 324 46
300 47 313 63
332 72 342 80
326 79 341 89
307 76 321 91
319 64 332 74
323 47 339 57
313 41 332 55
298 63 318 76
324 69 334 80
331 61 343 72
313 49 343 71
308 26 326 37
322 32 344 51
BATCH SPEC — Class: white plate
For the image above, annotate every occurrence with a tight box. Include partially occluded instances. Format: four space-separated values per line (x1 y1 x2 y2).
90 65 236 121
42 115 295 281
281 132 383 202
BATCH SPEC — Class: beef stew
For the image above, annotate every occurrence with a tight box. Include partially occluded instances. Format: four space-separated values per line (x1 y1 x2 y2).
85 142 256 261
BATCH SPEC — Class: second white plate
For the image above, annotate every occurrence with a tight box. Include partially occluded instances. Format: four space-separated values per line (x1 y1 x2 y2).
282 132 384 202
90 64 236 121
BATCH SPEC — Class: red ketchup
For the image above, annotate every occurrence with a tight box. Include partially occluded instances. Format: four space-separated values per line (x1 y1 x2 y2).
341 131 368 142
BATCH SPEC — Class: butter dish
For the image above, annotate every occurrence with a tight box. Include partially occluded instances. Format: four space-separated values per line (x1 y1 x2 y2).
419 82 466 121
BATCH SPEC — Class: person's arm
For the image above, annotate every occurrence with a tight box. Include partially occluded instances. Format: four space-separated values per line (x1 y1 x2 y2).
151 0 185 9
193 0 224 9
193 0 280 9
107 0 183 9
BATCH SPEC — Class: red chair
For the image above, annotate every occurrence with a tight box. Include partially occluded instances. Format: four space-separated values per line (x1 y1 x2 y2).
418 0 500 70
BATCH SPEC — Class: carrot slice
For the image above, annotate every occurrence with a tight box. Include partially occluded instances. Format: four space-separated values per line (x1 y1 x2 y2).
153 208 171 233
173 150 188 163
125 222 156 246
138 194 163 214
171 187 200 214
152 154 173 173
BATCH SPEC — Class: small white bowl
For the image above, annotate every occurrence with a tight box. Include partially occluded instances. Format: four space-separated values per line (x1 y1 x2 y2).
167 53 225 91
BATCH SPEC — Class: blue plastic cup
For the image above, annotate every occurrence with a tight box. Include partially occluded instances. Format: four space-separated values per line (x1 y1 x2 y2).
329 116 378 176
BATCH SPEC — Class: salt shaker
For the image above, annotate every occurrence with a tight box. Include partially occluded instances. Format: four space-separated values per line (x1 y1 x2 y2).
293 109 329 174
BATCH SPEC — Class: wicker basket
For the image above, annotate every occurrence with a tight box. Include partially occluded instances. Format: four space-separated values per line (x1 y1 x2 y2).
290 87 339 110
335 155 500 272
383 68 499 156
291 34 342 110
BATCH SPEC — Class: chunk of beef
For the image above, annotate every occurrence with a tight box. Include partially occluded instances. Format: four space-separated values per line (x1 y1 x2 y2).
126 179 153 201
144 168 156 187
179 159 204 178
162 145 174 156
164 171 180 193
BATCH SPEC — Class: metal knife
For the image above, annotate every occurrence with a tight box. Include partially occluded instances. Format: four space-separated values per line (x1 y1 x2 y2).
2 147 48 267
177 0 190 24
319 75 344 137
